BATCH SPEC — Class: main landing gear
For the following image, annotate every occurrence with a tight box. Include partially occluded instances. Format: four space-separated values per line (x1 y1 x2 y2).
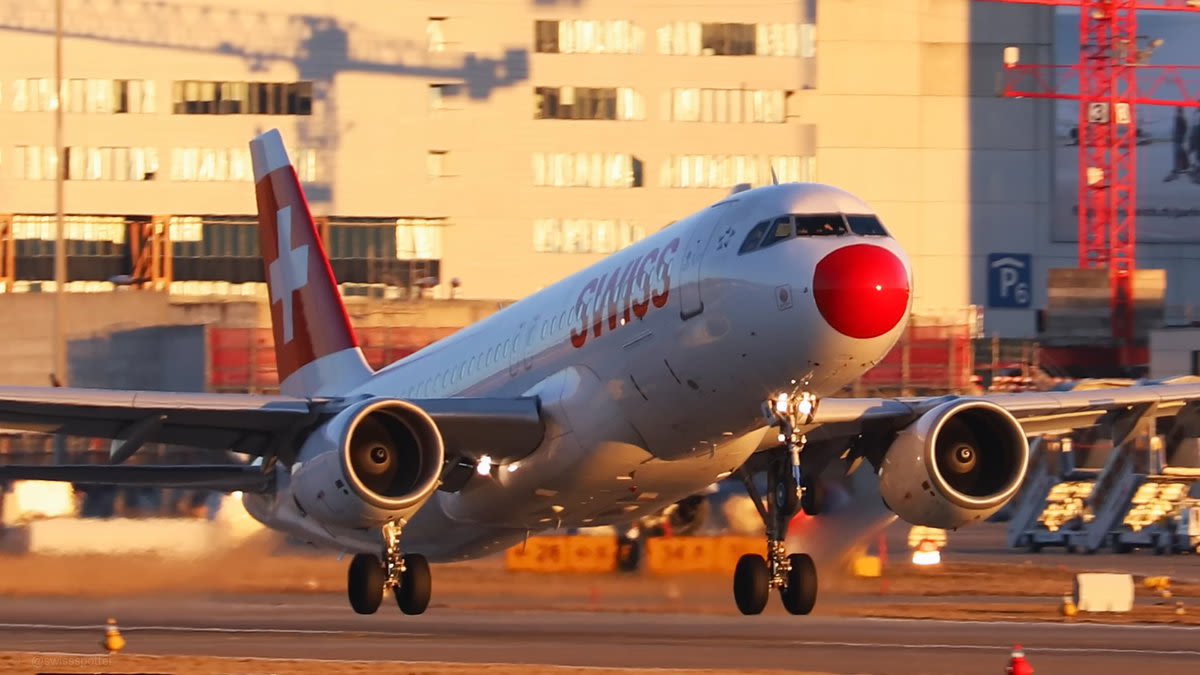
347 520 432 615
733 390 820 616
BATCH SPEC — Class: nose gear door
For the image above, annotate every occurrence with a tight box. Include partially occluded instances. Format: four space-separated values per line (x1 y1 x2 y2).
676 201 735 320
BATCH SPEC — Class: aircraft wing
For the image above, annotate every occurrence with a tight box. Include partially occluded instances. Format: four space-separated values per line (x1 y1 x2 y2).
0 386 544 463
782 377 1200 457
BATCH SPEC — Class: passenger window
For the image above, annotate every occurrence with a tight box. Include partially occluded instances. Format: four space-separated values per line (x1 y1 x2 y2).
794 214 847 237
846 214 890 236
738 220 772 255
759 216 794 249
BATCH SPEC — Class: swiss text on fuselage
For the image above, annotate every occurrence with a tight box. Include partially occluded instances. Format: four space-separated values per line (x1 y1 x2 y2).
569 238 680 349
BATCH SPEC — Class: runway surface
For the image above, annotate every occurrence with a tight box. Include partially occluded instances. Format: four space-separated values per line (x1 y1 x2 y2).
0 595 1197 674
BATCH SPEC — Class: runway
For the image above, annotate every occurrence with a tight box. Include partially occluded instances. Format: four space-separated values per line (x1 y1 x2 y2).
0 595 1197 674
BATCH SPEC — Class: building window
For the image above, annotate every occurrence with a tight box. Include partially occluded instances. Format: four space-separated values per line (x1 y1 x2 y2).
659 155 815 188
532 152 643 188
395 218 445 259
428 83 460 112
168 216 204 243
533 218 645 253
11 78 54 112
171 80 312 115
169 147 315 182
13 146 156 181
534 86 644 121
14 146 54 180
427 150 447 178
427 17 447 53
801 24 817 58
10 78 159 114
535 20 559 53
534 19 645 54
657 22 812 57
701 23 756 55
12 215 128 246
294 149 317 183
669 88 788 123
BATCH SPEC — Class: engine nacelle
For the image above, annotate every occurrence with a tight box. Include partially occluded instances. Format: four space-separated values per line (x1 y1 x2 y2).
878 399 1029 529
289 398 445 529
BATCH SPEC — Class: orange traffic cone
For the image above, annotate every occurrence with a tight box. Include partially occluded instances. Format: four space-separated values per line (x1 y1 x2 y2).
1005 644 1033 675
101 617 125 655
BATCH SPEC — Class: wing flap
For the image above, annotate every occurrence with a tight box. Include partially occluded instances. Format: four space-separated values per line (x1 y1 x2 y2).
0 464 272 492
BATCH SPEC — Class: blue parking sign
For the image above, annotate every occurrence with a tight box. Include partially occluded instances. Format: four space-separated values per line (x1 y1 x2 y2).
987 254 1031 308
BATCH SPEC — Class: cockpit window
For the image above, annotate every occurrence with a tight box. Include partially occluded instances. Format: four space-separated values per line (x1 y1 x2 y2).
846 214 890 236
760 216 794 249
794 215 847 237
738 212 886 255
738 220 772 254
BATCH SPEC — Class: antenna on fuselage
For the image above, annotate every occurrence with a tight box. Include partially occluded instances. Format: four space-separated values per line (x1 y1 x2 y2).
770 167 779 185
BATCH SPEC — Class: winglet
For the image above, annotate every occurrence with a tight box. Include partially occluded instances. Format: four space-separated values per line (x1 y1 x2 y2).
249 129 373 397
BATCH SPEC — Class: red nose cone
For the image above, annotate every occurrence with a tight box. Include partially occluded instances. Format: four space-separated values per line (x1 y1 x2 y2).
813 244 910 339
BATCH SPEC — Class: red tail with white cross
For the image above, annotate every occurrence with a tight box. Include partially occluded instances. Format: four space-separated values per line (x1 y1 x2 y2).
249 129 373 398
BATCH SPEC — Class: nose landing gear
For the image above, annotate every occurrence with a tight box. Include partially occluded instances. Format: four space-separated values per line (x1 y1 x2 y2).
732 390 820 616
346 520 432 616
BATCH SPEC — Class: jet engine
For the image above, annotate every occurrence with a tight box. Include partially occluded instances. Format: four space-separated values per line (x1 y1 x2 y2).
877 399 1029 529
288 398 445 529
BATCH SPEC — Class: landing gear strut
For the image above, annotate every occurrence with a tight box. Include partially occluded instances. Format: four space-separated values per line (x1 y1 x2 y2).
732 390 819 616
346 520 432 615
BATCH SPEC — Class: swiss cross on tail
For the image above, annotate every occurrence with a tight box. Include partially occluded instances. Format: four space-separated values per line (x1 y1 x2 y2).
249 129 372 397
269 205 309 344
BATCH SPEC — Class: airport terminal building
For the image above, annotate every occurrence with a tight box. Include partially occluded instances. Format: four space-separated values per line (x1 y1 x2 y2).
2 0 1199 341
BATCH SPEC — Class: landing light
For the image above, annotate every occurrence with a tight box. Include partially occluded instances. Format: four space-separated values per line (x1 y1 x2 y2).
796 393 815 419
911 540 942 567
774 393 790 414
476 455 493 476
506 462 520 474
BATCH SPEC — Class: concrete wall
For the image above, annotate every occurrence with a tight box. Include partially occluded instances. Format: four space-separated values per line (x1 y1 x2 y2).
70 324 208 391
0 291 500 387
0 292 175 386
1150 328 1200 380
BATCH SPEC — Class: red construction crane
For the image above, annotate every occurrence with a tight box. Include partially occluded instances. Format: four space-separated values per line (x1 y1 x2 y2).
979 0 1200 367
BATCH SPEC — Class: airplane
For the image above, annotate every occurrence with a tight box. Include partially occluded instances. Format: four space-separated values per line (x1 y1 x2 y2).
2 128 1199 617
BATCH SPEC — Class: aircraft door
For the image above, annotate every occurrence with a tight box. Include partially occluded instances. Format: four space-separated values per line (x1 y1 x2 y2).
676 202 734 320
508 316 538 376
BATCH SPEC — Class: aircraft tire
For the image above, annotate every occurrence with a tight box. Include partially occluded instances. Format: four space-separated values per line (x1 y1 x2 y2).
733 554 769 615
396 554 432 615
348 553 386 615
780 553 817 615
773 471 801 518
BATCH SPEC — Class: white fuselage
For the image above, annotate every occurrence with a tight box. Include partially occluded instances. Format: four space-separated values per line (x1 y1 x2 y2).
246 183 913 560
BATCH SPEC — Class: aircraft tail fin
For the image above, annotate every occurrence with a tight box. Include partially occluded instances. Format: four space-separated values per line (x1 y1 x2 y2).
249 129 373 397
